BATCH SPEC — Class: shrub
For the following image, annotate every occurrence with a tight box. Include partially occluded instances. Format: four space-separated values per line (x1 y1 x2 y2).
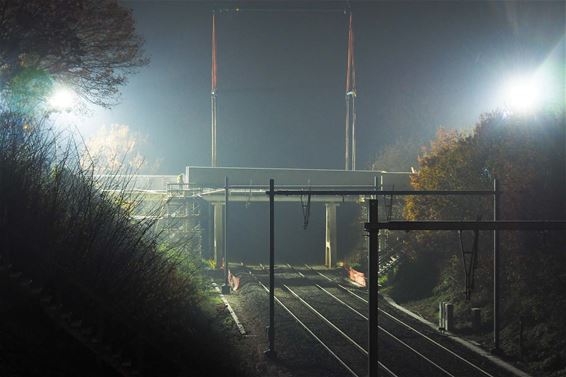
397 110 566 360
0 112 243 376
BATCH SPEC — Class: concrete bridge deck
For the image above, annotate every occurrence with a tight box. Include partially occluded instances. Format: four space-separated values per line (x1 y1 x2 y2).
95 167 411 268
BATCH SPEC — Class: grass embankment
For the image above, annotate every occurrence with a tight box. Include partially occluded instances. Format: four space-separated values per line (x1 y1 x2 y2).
382 254 566 377
0 116 245 376
378 112 566 377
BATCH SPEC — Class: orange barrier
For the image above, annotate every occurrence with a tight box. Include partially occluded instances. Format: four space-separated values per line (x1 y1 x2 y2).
347 266 367 288
228 270 240 291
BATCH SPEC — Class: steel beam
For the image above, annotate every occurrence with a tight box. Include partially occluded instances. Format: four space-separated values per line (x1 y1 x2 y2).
366 221 566 231
272 190 495 197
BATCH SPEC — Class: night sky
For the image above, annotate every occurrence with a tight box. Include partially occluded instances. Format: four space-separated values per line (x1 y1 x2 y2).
72 0 565 174
66 0 565 263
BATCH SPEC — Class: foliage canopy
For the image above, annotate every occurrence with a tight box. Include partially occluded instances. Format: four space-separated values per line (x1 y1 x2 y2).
396 111 566 359
0 0 147 109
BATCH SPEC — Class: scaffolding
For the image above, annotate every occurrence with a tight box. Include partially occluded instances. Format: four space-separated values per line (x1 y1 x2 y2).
156 183 203 255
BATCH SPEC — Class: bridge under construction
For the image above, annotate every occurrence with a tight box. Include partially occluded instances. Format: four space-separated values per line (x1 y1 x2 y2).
96 166 411 268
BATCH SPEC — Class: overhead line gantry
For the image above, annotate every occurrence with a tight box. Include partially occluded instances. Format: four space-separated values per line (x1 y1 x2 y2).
209 3 357 170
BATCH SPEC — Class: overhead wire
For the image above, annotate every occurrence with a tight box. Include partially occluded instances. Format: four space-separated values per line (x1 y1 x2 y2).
216 7 346 14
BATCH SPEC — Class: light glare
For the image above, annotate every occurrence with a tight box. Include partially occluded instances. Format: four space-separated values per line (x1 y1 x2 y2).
49 86 76 111
501 76 542 113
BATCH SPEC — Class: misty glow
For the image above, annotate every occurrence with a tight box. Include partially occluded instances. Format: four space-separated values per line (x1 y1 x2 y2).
49 86 76 111
501 76 542 113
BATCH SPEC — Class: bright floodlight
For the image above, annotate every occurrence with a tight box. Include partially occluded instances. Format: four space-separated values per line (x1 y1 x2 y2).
501 76 542 113
49 86 76 111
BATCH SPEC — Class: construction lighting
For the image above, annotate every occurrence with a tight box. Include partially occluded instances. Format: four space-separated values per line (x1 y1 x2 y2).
500 74 543 114
48 85 76 111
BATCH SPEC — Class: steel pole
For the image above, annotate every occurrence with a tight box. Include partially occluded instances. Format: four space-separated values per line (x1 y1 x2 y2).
211 11 217 168
345 95 350 171
265 179 276 358
368 199 379 377
222 176 230 294
211 93 217 167
351 95 356 171
493 178 500 352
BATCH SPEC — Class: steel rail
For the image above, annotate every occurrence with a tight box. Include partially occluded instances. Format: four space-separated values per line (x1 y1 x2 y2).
251 267 398 377
379 306 496 377
248 271 360 377
378 361 400 377
259 265 366 355
337 287 496 377
378 325 455 377
319 288 455 376
305 267 496 377
290 266 457 377
288 265 366 319
305 264 335 282
303 265 365 294
283 283 368 355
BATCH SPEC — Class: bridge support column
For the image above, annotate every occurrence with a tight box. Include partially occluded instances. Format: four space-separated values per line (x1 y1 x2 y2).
325 203 338 268
213 203 224 269
207 205 214 259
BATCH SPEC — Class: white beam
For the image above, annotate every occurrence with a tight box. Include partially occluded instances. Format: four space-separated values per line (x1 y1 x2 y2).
186 166 411 189
199 190 360 203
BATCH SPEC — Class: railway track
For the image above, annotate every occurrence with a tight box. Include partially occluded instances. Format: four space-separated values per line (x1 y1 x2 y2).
242 264 516 377
301 264 516 377
247 265 397 377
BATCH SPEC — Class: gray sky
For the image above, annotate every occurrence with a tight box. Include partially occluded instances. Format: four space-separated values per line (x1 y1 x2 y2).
73 0 565 174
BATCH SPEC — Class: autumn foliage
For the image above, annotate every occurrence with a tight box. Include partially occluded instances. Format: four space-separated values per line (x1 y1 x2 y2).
396 111 565 361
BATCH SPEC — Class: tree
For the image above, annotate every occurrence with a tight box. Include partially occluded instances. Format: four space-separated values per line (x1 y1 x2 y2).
0 0 147 109
82 124 161 174
408 111 566 223
399 111 566 357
